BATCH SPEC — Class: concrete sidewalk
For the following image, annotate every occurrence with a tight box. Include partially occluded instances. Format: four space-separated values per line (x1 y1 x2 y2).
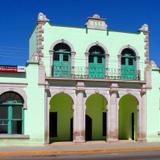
0 141 160 156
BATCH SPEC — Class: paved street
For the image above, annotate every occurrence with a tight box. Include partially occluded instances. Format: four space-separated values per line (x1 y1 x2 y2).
0 150 160 160
0 141 160 159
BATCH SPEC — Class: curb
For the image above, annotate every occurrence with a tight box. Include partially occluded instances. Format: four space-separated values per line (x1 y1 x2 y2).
0 146 160 157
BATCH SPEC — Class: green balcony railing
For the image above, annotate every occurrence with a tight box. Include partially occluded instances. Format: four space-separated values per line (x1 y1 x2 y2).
52 66 140 81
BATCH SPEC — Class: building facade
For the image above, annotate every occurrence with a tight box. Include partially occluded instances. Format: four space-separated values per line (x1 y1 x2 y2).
0 12 159 146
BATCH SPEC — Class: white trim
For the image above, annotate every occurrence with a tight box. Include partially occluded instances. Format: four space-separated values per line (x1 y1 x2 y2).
0 88 27 109
118 44 139 57
49 39 75 52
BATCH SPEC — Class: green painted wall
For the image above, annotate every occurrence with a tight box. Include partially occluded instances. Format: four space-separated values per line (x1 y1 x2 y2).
0 73 26 84
86 94 107 140
29 26 37 59
0 63 46 146
25 63 45 144
50 93 73 141
119 95 138 140
147 68 160 142
42 23 146 80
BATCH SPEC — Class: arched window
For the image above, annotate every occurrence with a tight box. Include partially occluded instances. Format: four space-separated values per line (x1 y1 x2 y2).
0 92 24 134
121 49 136 80
53 43 71 78
88 46 105 79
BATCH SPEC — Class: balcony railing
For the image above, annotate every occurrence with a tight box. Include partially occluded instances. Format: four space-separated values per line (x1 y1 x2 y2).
53 66 140 81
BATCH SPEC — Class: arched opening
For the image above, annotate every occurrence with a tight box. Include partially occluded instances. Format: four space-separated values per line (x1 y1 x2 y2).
0 91 24 134
49 93 73 142
86 94 107 141
119 94 138 140
88 46 105 79
53 43 71 78
121 48 136 80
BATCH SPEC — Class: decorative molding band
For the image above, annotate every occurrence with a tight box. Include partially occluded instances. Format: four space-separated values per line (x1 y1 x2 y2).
0 87 27 109
0 83 28 86
0 135 30 139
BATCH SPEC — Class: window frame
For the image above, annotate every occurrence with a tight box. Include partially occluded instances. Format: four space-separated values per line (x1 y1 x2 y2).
0 104 24 135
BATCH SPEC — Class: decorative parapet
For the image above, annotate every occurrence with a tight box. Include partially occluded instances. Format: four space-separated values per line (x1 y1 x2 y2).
139 24 151 88
85 14 107 30
36 12 49 62
139 24 149 65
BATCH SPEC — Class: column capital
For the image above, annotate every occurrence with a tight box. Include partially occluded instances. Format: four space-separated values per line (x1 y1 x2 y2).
76 82 85 92
109 88 118 95
140 88 146 96
109 83 119 95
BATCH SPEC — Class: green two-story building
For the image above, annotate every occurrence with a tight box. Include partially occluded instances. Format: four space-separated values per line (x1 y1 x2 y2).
0 12 159 146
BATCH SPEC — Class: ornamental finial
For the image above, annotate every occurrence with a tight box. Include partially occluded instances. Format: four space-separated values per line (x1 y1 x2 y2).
139 24 149 32
37 12 49 22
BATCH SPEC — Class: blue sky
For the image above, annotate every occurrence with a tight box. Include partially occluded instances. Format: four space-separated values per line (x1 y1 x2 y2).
0 0 159 66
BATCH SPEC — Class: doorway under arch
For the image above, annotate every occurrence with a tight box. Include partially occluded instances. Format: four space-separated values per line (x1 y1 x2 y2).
53 43 71 78
119 94 138 140
86 93 107 141
121 48 136 80
88 46 105 79
49 93 73 142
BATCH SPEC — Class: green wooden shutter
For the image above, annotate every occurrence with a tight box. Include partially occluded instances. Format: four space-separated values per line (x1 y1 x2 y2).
121 54 136 80
8 105 12 134
53 51 71 78
89 52 105 79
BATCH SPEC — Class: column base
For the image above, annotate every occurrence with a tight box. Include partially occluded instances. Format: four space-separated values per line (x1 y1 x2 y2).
73 136 85 143
138 138 146 143
107 138 118 143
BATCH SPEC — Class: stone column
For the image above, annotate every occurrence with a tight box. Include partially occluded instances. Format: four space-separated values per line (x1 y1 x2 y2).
107 83 119 142
73 82 85 143
138 90 147 142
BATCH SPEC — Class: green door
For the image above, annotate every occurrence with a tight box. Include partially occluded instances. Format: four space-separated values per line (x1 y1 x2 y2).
121 53 136 80
88 52 105 79
53 50 71 78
